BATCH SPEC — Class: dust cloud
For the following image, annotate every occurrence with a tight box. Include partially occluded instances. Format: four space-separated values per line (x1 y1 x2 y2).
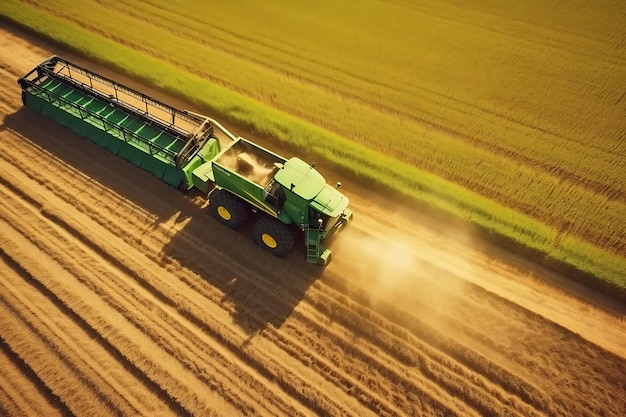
328 211 475 319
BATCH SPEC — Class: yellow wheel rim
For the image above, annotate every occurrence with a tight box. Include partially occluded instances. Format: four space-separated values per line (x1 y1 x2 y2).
261 233 278 248
217 206 231 221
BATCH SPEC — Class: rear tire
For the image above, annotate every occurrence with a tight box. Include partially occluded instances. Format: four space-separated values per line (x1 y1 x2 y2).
253 216 294 257
209 190 249 228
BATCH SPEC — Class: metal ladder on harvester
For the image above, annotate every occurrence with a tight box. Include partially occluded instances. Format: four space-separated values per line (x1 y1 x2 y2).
305 225 322 263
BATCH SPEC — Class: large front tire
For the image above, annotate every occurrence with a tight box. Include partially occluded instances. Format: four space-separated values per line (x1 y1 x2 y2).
209 190 249 228
253 216 295 257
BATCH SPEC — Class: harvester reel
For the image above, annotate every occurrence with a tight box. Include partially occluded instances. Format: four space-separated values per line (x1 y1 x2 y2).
209 190 249 228
253 216 295 256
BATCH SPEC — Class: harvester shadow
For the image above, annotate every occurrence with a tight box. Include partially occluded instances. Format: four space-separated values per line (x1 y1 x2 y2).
2 108 192 220
3 108 322 334
161 210 323 334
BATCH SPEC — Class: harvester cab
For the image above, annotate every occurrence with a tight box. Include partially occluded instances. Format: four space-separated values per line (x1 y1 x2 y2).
273 158 349 228
271 157 353 264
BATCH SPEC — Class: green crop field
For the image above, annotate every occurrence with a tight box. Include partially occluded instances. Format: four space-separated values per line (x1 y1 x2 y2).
1 0 625 295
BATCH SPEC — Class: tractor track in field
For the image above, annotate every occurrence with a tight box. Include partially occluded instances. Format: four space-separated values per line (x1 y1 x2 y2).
0 247 188 417
1 23 625 417
0 151 311 416
0 115 545 417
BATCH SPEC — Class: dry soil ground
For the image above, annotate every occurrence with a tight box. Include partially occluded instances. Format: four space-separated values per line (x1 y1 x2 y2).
0 23 625 417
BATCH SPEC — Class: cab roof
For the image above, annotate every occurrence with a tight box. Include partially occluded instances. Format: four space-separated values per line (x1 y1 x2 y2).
274 157 325 200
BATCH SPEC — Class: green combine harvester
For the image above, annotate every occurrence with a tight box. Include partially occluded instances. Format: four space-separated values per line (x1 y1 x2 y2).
18 56 352 265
